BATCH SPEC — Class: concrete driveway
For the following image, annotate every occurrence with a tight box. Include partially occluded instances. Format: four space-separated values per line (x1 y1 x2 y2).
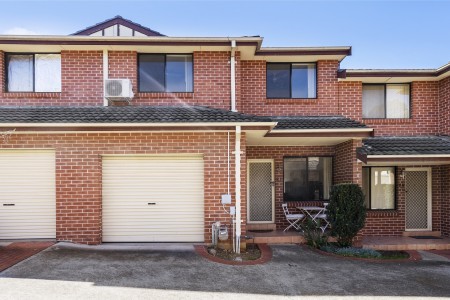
1 243 449 300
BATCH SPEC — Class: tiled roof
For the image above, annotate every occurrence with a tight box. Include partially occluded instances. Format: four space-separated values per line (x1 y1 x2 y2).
271 116 368 130
0 106 271 124
358 136 450 156
72 15 165 36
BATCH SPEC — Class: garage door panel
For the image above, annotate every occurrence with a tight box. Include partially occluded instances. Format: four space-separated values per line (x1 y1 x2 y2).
0 150 56 240
102 156 204 243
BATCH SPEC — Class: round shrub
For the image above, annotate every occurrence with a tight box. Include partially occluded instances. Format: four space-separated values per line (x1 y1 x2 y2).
327 183 366 247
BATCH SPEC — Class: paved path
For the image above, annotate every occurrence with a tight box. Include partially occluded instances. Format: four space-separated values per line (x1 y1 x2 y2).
0 243 449 299
0 241 54 272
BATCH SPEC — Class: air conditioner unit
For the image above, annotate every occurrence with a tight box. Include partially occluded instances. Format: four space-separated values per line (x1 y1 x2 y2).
104 79 134 101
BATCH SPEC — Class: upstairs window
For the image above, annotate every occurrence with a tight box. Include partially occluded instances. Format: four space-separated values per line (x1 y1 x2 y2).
138 54 193 92
266 63 316 98
6 53 61 92
362 84 410 119
284 157 332 201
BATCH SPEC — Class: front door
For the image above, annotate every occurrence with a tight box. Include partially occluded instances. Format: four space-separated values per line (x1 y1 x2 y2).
405 168 431 231
248 160 274 223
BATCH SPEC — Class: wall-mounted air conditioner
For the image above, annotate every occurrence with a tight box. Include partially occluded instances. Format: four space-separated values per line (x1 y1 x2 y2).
104 79 134 101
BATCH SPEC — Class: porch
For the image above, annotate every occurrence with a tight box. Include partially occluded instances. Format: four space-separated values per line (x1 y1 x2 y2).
246 229 450 251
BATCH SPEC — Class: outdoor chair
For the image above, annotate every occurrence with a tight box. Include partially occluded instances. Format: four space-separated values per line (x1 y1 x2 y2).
316 202 330 233
282 203 305 232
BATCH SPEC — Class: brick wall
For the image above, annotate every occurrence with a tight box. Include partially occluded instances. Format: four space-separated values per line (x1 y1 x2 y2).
0 50 235 109
246 146 335 230
362 166 442 236
441 165 450 237
334 139 362 185
0 131 246 245
439 77 450 135
361 81 440 136
241 60 340 116
338 81 362 121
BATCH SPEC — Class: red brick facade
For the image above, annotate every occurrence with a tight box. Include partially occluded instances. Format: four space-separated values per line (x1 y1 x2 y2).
0 132 246 244
1 44 449 242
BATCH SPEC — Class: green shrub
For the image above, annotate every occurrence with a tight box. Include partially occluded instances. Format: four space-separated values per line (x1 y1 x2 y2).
327 183 366 247
301 218 328 249
320 245 381 258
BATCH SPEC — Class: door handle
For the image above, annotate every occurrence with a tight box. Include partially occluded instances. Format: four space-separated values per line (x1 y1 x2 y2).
147 202 156 205
3 204 15 206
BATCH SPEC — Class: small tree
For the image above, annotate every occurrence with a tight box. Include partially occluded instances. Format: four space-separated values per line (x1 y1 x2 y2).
327 183 366 247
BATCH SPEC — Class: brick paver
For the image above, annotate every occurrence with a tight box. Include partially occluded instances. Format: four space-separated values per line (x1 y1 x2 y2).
0 242 54 272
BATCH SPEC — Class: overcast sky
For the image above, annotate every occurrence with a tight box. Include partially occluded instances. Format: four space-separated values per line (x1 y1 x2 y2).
1 0 449 69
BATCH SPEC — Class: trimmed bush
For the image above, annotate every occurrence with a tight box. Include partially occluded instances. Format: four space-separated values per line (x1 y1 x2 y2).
327 183 366 247
301 218 328 249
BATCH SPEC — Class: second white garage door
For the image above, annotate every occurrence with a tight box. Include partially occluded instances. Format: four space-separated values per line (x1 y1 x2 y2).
102 155 204 242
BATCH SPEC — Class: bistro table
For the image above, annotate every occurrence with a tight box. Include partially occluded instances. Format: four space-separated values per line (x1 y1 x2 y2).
296 206 325 224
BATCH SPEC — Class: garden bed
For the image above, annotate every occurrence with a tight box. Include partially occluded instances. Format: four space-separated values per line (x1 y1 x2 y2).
311 244 419 262
194 244 272 265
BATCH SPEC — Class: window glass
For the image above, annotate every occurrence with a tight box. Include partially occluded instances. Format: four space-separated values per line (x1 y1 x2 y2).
362 85 385 118
362 167 395 210
7 55 33 92
166 55 193 92
139 54 165 92
362 168 370 208
292 63 316 98
386 84 410 118
284 157 332 201
267 64 290 98
35 54 61 92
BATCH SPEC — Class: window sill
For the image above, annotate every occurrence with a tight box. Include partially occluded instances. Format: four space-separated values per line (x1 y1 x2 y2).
366 210 399 217
136 92 194 99
266 98 317 104
3 92 61 98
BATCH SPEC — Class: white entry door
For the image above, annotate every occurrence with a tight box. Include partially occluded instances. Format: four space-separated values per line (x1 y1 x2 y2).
247 160 274 223
102 155 204 242
405 168 432 231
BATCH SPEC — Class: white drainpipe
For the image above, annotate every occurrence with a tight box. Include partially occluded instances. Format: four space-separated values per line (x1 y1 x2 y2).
234 125 241 253
103 49 109 106
230 40 237 112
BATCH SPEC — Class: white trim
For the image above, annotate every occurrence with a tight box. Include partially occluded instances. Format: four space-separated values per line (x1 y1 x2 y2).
404 167 432 231
234 126 241 253
367 154 450 158
103 49 108 107
271 128 373 133
247 159 275 224
230 40 237 112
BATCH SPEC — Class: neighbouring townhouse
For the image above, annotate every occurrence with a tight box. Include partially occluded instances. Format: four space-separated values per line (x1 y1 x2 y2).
0 16 449 249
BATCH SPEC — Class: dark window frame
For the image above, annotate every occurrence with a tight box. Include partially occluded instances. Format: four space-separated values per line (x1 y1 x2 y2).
363 166 397 211
137 53 194 93
282 156 333 202
362 83 411 119
266 62 318 99
5 52 61 93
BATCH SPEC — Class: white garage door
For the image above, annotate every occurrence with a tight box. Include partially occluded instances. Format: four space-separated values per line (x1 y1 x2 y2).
0 150 56 240
102 155 204 242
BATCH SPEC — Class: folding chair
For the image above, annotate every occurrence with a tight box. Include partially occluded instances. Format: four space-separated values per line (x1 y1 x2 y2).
282 203 304 232
316 202 330 233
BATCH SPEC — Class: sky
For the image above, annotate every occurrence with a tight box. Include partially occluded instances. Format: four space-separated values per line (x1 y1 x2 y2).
0 0 449 69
